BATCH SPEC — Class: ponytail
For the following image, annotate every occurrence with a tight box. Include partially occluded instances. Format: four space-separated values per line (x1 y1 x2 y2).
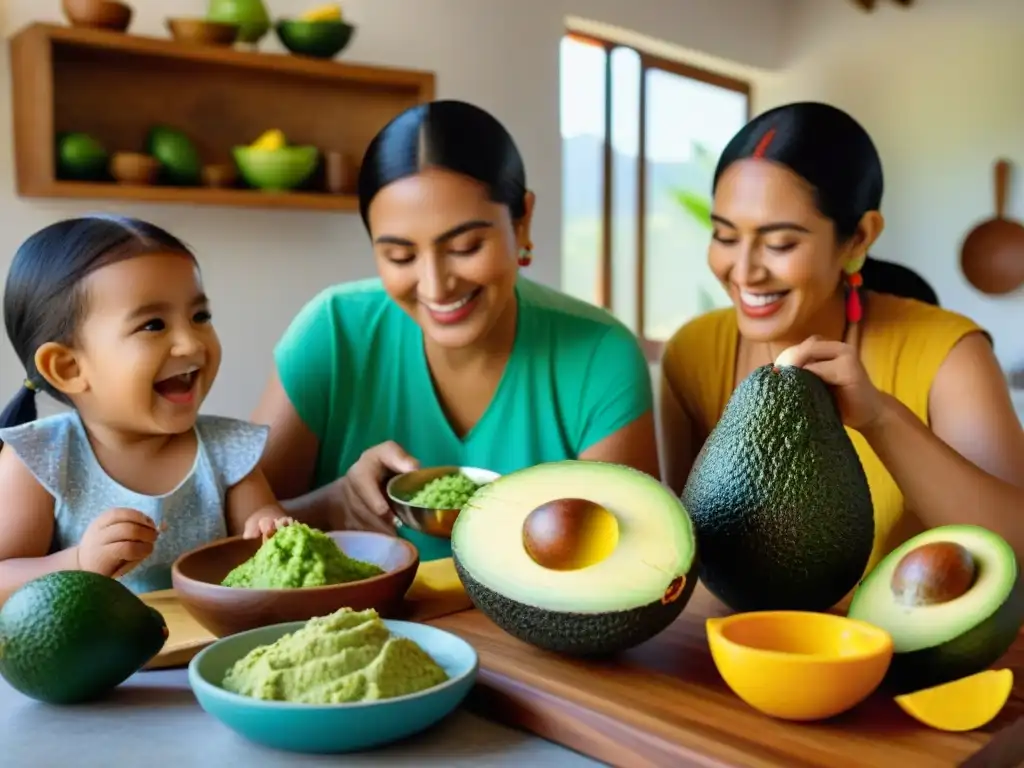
0 380 39 448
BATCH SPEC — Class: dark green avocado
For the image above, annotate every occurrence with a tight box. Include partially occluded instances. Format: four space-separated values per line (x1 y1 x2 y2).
145 125 202 186
681 363 875 613
0 571 168 704
848 524 1024 694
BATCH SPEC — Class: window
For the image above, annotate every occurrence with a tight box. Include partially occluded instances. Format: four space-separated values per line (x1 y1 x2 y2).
559 32 751 360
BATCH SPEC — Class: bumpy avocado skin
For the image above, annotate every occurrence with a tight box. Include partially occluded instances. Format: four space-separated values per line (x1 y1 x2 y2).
682 365 875 613
881 572 1024 695
453 556 699 656
0 571 168 704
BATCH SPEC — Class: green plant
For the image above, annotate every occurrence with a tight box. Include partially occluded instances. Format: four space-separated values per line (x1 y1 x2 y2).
675 190 712 230
673 140 718 231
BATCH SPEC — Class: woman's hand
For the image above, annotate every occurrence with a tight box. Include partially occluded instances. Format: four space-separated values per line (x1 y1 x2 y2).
776 336 885 430
333 441 419 534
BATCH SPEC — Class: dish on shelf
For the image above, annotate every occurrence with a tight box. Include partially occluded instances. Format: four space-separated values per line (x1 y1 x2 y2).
166 18 241 46
62 0 133 32
109 152 160 185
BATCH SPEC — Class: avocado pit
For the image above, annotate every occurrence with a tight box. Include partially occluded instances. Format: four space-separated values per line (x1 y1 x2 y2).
890 541 977 607
522 498 619 571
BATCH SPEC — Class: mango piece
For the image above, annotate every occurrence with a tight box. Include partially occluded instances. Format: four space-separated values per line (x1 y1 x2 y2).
895 669 1013 732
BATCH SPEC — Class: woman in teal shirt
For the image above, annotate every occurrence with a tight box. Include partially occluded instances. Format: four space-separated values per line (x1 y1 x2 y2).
252 100 658 560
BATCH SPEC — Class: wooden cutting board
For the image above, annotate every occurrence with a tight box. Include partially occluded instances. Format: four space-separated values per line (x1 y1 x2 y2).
141 557 473 669
429 585 1023 768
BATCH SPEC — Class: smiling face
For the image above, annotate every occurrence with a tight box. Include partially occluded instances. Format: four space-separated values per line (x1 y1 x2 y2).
367 167 534 350
68 251 221 436
709 158 862 344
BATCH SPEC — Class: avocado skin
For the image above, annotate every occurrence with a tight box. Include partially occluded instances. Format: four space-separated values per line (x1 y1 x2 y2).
880 571 1024 695
0 571 168 704
145 126 202 186
682 364 874 613
453 555 699 656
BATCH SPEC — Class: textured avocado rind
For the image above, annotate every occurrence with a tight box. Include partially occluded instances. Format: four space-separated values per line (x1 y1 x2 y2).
0 571 168 704
682 364 875 613
453 554 699 656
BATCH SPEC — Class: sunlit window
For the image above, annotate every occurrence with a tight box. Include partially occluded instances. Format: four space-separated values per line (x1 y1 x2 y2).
559 32 750 359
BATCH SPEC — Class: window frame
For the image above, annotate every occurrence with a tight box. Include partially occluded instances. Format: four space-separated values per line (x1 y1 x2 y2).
563 31 752 361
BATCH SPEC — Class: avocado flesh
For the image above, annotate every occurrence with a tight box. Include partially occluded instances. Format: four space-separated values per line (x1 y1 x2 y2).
848 524 1024 694
682 364 875 613
451 460 698 656
0 571 168 704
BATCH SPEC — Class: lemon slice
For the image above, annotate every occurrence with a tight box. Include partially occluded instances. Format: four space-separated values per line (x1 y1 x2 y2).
895 669 1013 732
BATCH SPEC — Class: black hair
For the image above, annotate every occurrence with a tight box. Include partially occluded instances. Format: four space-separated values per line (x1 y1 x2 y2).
861 256 940 306
356 99 527 229
0 215 194 439
713 101 884 242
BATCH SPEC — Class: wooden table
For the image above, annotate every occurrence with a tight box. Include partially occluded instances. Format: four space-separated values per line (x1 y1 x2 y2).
429 585 1023 768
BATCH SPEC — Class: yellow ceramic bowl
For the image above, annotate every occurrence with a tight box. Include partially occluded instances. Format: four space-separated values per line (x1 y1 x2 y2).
706 611 894 721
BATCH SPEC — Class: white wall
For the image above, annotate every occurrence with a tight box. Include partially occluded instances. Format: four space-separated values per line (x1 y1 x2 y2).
0 0 791 418
759 0 1024 372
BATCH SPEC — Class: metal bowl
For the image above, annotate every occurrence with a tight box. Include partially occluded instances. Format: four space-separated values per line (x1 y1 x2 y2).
385 466 500 538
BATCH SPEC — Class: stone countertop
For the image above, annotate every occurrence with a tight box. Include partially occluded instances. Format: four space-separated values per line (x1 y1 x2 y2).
0 668 604 768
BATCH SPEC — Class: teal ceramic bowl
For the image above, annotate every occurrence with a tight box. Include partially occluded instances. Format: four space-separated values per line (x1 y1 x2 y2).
275 19 355 58
232 145 319 191
189 619 478 753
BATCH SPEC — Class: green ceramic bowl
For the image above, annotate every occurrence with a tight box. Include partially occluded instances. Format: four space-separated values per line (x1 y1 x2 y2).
232 145 319 191
275 19 355 59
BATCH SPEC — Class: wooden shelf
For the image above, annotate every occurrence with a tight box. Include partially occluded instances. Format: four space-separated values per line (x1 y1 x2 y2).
7 23 436 212
23 180 360 212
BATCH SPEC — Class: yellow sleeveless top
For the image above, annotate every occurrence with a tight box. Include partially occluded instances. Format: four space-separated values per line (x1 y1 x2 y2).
662 291 986 571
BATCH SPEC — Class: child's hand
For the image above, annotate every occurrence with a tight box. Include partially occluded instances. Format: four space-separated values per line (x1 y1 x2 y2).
242 508 294 540
77 508 160 578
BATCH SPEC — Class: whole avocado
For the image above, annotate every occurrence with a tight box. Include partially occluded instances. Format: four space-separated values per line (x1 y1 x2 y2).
55 132 109 181
145 125 202 186
0 571 168 704
682 363 874 612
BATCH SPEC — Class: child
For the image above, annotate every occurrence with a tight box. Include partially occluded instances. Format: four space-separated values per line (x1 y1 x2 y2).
0 215 291 599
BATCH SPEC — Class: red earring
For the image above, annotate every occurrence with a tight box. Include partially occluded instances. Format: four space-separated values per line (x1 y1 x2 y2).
517 247 533 267
845 270 863 324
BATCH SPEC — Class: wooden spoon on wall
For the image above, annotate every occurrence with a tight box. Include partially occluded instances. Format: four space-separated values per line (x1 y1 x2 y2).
960 159 1024 295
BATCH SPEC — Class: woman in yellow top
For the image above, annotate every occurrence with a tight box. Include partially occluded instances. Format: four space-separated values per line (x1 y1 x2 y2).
660 101 1024 570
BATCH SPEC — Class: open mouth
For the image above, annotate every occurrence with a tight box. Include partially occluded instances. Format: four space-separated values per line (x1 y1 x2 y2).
421 287 483 324
154 366 200 405
739 290 789 307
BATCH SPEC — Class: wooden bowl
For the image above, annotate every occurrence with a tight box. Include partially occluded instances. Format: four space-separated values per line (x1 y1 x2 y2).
166 18 240 47
62 0 133 32
110 152 159 185
202 163 237 189
171 531 419 638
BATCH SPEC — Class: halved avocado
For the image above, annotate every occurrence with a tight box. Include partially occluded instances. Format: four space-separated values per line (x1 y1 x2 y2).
450 460 698 656
847 525 1023 694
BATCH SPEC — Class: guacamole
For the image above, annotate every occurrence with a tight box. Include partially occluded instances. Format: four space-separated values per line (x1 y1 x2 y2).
222 607 449 703
222 523 384 589
408 472 481 509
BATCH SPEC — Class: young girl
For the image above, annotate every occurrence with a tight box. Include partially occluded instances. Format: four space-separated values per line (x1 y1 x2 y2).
0 215 291 600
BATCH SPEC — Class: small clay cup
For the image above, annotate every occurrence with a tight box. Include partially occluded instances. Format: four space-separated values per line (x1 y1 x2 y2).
171 530 419 638
202 163 237 189
110 152 160 185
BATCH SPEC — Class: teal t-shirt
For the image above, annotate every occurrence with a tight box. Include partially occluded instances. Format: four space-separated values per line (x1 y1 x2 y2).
274 275 653 560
